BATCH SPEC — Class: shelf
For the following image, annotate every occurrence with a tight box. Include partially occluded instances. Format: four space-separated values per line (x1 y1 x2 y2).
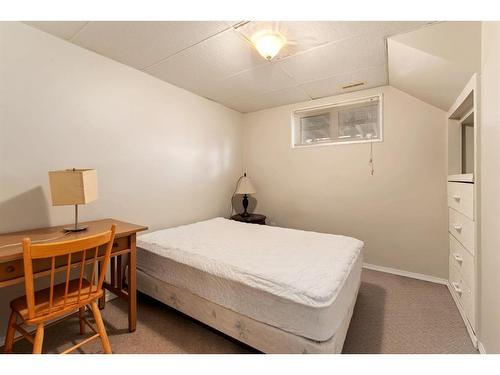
448 173 474 183
460 108 474 126
449 92 474 120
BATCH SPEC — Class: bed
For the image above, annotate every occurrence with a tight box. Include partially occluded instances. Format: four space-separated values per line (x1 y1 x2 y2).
136 217 363 354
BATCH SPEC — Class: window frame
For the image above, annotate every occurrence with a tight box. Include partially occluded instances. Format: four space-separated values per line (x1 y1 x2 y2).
290 94 384 148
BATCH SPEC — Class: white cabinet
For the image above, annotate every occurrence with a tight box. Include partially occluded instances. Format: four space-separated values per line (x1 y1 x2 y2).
446 74 479 348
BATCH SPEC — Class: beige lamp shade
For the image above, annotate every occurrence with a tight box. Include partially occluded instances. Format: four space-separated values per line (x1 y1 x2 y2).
48 169 97 206
235 175 256 195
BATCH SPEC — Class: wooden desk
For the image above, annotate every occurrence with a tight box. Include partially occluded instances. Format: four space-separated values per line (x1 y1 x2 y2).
0 219 147 332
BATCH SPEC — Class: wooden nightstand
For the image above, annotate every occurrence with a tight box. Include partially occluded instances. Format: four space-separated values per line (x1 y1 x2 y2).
230 213 266 225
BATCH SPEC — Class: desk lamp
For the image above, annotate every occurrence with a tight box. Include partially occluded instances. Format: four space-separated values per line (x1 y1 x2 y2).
48 168 97 231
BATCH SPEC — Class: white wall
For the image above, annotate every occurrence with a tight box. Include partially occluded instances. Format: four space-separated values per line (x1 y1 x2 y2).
0 22 243 338
479 21 500 354
243 86 449 278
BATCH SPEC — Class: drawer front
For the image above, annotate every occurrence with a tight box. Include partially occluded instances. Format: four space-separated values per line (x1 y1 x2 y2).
448 208 475 254
461 279 475 328
0 259 24 283
449 261 460 291
449 235 474 288
447 182 474 219
0 236 129 285
449 263 475 327
111 236 129 253
0 257 68 283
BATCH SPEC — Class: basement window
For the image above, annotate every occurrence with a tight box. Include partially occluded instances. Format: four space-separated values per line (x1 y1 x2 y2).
292 95 383 147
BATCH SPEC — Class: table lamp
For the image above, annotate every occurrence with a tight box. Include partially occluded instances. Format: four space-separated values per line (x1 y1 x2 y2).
48 168 97 232
235 173 256 217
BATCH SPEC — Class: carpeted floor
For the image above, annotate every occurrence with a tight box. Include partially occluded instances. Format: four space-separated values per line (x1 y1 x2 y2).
7 269 478 354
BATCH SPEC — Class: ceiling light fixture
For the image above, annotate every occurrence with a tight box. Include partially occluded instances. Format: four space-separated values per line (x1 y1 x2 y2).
251 30 286 61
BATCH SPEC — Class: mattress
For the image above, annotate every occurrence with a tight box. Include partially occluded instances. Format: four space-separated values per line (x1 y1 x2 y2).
137 217 364 342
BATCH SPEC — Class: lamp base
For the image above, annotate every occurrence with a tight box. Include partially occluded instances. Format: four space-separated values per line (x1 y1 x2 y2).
63 225 88 232
241 194 250 217
64 204 87 232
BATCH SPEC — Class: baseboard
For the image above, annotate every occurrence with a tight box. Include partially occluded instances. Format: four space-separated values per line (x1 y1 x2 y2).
363 263 448 285
478 341 487 354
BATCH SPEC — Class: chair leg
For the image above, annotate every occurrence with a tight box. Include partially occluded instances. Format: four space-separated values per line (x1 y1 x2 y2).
90 301 112 354
79 307 86 335
32 323 44 354
4 310 17 353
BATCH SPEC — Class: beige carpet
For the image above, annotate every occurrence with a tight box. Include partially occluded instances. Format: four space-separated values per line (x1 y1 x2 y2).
7 269 478 354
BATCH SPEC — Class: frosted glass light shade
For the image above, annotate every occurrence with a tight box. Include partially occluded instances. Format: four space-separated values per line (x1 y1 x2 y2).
48 169 97 206
235 175 256 195
251 31 286 61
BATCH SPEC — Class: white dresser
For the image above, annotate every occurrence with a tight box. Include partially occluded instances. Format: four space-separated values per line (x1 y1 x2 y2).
446 74 479 348
447 178 476 338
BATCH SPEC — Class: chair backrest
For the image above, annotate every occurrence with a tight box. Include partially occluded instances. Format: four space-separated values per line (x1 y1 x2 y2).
22 224 116 320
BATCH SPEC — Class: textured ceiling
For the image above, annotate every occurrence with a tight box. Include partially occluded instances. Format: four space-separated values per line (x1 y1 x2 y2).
25 21 432 113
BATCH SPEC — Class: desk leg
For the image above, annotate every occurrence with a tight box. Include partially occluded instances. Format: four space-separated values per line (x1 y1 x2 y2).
98 260 106 310
128 233 137 332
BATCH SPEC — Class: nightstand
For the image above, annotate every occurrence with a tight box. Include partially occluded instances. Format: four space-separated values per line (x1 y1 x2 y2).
230 213 266 225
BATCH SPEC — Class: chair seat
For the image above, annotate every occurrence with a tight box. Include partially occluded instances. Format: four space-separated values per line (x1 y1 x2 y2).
11 279 103 323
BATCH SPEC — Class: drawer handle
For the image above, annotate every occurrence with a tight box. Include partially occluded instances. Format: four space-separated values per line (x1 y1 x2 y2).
453 195 461 201
452 253 463 263
452 282 463 295
6 265 15 273
452 224 462 232
113 242 119 248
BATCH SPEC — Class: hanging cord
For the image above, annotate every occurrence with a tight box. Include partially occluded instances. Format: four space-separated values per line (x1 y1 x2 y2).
369 141 375 176
0 230 73 249
229 174 245 217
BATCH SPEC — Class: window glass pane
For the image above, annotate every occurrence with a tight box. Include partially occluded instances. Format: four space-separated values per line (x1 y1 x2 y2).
292 95 382 147
300 113 331 144
337 100 379 142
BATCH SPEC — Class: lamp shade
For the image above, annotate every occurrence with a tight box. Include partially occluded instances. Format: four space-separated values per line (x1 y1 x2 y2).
48 169 97 206
235 175 256 195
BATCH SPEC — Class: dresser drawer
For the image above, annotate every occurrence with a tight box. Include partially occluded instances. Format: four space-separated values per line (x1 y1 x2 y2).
461 278 475 328
448 208 475 254
449 263 475 327
447 182 474 219
449 235 474 288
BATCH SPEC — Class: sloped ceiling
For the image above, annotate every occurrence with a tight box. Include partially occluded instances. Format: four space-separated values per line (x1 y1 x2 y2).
25 21 432 113
388 21 481 111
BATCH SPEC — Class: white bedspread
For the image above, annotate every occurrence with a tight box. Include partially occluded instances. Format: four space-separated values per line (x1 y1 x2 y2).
137 218 363 308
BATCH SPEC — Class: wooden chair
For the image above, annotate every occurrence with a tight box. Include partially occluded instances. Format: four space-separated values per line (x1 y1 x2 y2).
3 224 116 354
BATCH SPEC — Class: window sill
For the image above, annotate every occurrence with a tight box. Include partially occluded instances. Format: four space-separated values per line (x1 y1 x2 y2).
291 137 383 149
